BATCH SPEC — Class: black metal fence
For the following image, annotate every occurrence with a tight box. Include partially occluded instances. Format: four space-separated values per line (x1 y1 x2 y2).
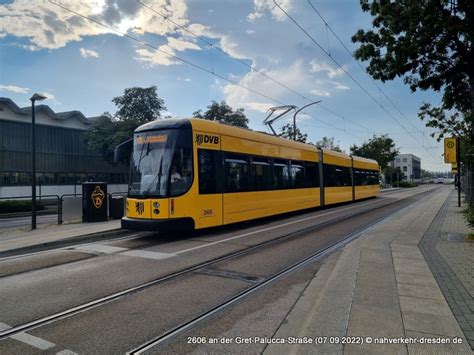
461 169 473 206
0 191 127 226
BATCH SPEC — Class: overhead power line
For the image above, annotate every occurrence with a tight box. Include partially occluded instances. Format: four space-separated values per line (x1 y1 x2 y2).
306 0 431 146
48 0 365 142
136 0 374 135
273 0 440 164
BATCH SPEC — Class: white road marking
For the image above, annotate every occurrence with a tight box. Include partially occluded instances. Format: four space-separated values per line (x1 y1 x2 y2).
73 244 128 255
120 250 176 260
11 332 56 350
174 197 392 255
56 350 78 355
0 322 55 350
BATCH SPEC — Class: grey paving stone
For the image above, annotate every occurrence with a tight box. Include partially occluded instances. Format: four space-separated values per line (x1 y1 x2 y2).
419 190 474 350
395 273 438 287
359 248 392 266
405 330 471 354
397 283 445 300
393 258 433 276
347 304 403 338
344 342 406 355
402 311 464 337
399 296 452 316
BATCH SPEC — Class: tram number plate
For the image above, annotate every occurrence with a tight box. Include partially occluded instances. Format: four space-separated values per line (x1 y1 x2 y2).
201 209 214 217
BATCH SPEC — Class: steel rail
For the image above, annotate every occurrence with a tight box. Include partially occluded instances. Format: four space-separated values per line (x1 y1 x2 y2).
0 187 438 341
129 215 387 354
129 188 438 353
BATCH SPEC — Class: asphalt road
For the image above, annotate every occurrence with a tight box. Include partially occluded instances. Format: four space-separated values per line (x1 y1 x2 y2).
0 186 441 354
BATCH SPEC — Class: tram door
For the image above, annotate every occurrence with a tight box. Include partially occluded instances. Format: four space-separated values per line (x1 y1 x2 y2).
194 134 223 229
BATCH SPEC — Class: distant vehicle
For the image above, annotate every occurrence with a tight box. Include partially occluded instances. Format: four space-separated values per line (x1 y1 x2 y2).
436 178 444 184
120 118 381 231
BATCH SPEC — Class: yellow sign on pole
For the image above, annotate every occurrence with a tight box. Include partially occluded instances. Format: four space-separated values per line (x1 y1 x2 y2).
451 162 458 174
444 137 457 163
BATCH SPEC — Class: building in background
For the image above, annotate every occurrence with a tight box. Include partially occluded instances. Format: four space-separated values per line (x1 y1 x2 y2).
392 153 421 181
0 97 128 197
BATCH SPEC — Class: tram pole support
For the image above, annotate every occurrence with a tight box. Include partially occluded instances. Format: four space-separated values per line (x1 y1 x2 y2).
292 101 321 141
457 135 461 207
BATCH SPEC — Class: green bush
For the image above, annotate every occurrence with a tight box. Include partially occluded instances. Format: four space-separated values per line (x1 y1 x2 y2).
0 200 45 214
465 207 474 228
397 181 418 188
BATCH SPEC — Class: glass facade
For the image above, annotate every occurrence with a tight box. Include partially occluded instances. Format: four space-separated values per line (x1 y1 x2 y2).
0 119 128 186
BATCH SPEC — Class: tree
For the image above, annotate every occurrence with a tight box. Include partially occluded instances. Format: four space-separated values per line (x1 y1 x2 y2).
350 134 399 170
193 101 249 128
84 86 166 164
385 166 405 184
352 0 474 201
112 86 166 126
83 113 117 164
315 136 342 152
421 169 434 180
279 123 308 143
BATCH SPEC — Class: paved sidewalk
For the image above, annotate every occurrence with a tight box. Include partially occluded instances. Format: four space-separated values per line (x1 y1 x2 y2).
420 191 474 348
266 187 473 354
0 219 122 256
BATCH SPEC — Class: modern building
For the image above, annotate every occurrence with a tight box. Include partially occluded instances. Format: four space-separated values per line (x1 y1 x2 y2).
392 153 421 181
0 97 128 197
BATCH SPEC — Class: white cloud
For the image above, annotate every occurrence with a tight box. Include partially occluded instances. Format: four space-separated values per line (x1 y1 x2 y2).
223 60 312 113
246 29 256 35
167 37 200 51
247 12 263 22
184 78 191 82
310 89 330 97
310 60 345 79
42 92 55 100
0 84 29 94
219 35 249 60
250 0 294 22
134 36 201 67
79 47 99 58
0 0 191 50
332 82 350 91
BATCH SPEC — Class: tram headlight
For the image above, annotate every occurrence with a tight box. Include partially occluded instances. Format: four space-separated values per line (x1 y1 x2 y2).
153 202 160 208
153 208 160 215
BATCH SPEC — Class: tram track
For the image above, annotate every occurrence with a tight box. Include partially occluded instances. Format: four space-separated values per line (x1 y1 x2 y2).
129 187 440 353
0 187 408 261
0 187 439 344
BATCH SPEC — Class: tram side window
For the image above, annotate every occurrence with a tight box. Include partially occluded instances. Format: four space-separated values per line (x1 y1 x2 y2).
198 149 218 194
251 157 272 191
305 162 320 187
324 164 351 187
290 161 305 188
368 170 379 185
274 159 290 189
225 154 250 192
354 170 365 185
354 169 378 185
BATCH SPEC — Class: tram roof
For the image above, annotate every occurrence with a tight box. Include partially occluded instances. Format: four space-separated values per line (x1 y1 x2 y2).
134 118 379 167
135 118 315 152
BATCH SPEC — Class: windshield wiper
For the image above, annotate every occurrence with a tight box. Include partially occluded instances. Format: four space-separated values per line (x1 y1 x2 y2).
143 156 164 197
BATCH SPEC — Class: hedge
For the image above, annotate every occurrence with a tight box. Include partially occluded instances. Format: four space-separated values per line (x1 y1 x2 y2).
0 200 46 214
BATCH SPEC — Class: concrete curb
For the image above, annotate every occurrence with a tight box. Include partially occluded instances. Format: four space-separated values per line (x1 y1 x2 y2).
0 228 129 258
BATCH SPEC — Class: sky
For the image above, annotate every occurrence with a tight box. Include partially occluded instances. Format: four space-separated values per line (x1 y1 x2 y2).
0 0 449 171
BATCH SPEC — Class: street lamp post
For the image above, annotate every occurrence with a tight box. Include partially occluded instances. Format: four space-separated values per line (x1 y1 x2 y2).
30 93 47 230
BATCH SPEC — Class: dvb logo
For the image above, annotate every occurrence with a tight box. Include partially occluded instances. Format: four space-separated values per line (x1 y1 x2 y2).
195 134 219 145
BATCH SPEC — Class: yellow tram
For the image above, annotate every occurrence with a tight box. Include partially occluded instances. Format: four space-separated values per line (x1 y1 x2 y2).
122 118 380 231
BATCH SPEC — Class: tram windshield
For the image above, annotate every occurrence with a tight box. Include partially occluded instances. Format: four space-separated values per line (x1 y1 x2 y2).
129 129 192 197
